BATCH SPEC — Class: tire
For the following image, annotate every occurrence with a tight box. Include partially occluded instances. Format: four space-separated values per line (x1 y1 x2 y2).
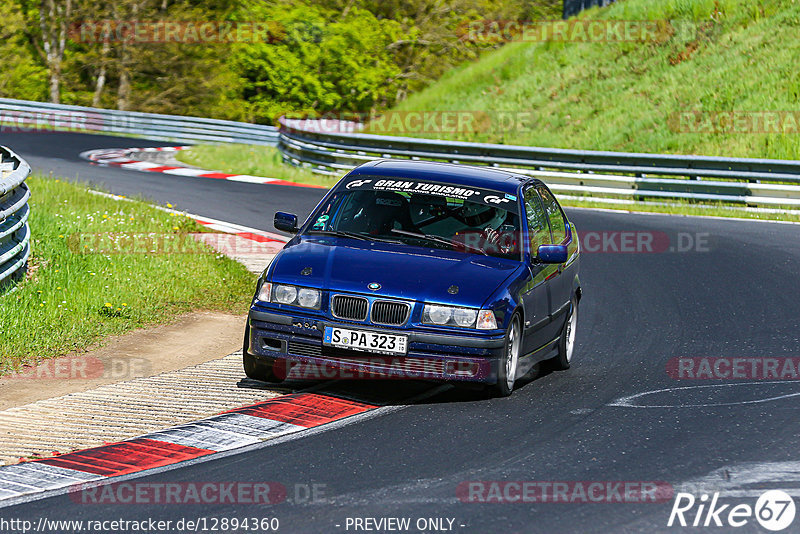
242 324 282 383
492 314 522 397
547 296 578 371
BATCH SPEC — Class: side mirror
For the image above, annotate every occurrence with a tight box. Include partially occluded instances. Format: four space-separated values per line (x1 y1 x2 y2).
537 244 568 264
274 212 298 234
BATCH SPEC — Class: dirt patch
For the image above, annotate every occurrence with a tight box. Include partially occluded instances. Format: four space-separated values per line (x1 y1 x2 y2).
0 311 246 410
669 40 700 66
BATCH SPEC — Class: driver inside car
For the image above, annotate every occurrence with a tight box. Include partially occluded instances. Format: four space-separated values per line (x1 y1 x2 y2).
412 198 516 256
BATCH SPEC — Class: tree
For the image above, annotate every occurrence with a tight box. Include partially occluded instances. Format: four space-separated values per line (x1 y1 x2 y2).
18 0 74 103
8 0 559 121
0 4 47 101
231 2 404 121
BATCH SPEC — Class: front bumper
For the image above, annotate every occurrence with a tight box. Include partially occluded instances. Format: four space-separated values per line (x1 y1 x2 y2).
246 308 506 383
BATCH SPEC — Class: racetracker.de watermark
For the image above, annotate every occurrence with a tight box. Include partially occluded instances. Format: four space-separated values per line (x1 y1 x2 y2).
70 482 285 504
457 19 693 43
669 111 800 134
0 111 104 133
273 358 489 381
5 356 150 381
283 111 536 135
667 357 800 380
0 112 191 134
455 230 712 254
456 481 674 503
578 231 711 253
69 481 327 505
69 20 284 43
67 232 281 256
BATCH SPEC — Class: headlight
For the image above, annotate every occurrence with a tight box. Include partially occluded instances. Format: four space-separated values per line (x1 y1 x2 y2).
453 308 478 327
423 304 494 329
263 284 321 309
274 285 297 304
297 288 320 308
425 305 452 325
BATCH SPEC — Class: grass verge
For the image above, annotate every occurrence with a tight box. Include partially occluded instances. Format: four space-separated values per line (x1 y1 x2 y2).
175 144 340 188
0 175 256 374
391 0 800 160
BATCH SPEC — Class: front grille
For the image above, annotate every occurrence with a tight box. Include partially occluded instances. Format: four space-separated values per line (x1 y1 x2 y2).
371 300 410 326
331 295 368 321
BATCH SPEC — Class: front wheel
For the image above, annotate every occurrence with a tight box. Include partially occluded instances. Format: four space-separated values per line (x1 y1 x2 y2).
546 296 578 371
492 314 521 397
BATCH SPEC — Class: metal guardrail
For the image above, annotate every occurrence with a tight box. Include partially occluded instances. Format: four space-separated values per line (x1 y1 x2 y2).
0 98 278 146
2 98 798 207
0 147 32 286
278 118 800 207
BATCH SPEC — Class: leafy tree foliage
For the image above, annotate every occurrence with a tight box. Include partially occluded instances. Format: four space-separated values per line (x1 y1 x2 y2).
1 0 561 122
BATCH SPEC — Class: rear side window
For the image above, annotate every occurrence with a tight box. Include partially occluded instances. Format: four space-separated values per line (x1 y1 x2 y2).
523 187 551 250
538 186 568 244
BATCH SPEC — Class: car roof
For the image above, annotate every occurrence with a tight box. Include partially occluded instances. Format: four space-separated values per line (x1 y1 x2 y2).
345 159 539 195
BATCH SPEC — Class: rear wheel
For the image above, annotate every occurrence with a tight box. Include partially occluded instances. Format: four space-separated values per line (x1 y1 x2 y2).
547 296 578 371
242 324 282 383
492 314 521 397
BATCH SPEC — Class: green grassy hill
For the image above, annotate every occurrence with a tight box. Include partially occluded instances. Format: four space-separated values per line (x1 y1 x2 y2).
389 0 800 160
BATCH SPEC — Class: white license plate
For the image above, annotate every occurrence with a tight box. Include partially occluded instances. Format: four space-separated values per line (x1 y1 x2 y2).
323 326 408 355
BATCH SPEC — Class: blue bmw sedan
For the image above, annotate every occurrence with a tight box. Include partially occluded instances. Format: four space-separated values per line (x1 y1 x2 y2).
244 160 580 396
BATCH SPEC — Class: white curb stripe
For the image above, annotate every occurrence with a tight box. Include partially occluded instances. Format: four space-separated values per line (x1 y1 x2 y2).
142 424 262 452
0 463 103 499
0 388 391 507
86 189 288 244
140 413 307 452
0 479 40 493
0 409 353 502
13 463 102 483
0 463 100 488
80 146 325 189
192 412 306 438
161 167 209 177
196 222 238 233
226 175 277 184
119 161 160 171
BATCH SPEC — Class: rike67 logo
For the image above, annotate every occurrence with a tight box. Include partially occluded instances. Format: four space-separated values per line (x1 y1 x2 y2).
668 490 796 531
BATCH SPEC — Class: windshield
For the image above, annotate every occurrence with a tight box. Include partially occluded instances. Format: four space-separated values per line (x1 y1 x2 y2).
305 178 522 260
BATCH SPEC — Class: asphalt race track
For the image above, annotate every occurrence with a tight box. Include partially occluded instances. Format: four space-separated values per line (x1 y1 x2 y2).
4 131 321 232
3 130 800 533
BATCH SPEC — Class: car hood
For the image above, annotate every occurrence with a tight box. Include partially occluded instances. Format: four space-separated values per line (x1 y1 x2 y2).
269 236 522 308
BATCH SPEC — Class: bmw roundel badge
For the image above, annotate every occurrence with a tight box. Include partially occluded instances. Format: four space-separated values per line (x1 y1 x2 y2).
368 282 381 291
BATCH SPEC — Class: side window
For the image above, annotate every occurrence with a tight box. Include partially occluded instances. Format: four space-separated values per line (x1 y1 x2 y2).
523 187 551 251
538 186 568 244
